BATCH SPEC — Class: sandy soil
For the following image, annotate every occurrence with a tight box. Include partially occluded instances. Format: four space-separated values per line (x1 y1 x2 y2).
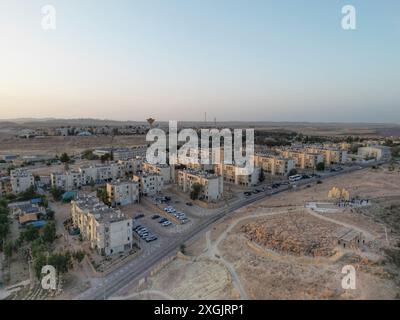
138 256 238 300
0 135 147 156
128 165 400 300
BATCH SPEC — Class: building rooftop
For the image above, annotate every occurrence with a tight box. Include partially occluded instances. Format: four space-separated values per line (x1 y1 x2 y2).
180 168 219 179
364 145 391 150
134 171 162 178
74 194 127 223
108 179 138 186
143 161 169 168
10 169 33 178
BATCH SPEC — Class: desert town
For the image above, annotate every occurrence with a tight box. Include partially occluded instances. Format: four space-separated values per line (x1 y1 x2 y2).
0 120 399 300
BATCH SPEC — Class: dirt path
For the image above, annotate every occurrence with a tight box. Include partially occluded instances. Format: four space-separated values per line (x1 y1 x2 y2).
201 207 301 300
200 205 376 300
306 209 374 240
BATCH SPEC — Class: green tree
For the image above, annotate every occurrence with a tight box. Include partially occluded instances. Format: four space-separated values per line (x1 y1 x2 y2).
4 241 13 259
82 150 98 161
60 153 70 163
48 252 73 275
30 239 46 259
42 221 57 243
97 187 110 205
288 168 298 176
19 186 37 200
20 224 40 242
190 183 203 200
34 254 47 279
89 178 96 188
73 250 86 263
316 162 325 171
0 208 10 245
100 153 110 163
50 187 65 201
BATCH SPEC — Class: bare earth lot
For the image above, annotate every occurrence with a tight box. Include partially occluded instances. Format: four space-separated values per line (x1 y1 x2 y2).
127 165 400 300
0 135 146 156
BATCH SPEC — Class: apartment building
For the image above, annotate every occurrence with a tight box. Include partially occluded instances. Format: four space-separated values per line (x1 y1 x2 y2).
253 154 295 176
323 142 351 151
94 146 147 161
71 194 133 256
358 145 391 161
118 157 143 175
177 169 223 201
305 147 347 166
280 150 324 169
79 163 124 185
10 169 35 194
106 180 139 206
215 163 260 186
132 172 164 196
172 147 223 171
50 171 82 191
142 162 171 183
93 148 132 161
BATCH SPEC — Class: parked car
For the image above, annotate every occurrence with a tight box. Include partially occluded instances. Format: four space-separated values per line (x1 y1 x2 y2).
151 215 160 220
145 236 157 242
186 202 193 206
134 214 145 220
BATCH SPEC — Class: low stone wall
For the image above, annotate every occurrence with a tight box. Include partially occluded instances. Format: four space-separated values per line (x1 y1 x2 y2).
85 248 142 278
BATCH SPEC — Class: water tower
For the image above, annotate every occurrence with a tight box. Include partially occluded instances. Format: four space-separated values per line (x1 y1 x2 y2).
147 117 156 129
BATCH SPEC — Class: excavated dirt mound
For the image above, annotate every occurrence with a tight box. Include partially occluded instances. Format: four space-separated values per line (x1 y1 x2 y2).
240 211 340 257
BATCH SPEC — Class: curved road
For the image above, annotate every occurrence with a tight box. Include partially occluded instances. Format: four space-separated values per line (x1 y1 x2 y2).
75 161 381 300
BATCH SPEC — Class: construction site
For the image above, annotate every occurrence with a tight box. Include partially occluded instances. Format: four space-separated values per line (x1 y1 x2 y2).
123 164 400 300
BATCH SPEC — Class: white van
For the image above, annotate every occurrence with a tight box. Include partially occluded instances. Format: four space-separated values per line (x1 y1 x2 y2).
289 174 302 183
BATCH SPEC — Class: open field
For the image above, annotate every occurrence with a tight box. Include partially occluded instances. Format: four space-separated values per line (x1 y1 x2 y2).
131 256 238 300
0 135 147 156
127 165 400 300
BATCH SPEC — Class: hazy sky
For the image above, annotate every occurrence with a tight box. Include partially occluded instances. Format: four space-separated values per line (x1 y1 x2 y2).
0 0 399 122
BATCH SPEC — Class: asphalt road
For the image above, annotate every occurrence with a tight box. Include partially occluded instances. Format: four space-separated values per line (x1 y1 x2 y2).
75 161 381 300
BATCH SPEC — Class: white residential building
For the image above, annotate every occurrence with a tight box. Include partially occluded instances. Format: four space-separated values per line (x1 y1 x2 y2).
142 162 172 183
253 154 295 176
304 147 347 166
106 180 139 206
215 163 260 186
133 172 164 196
10 169 35 194
71 194 133 256
280 150 324 169
177 169 223 201
118 157 143 175
50 171 82 191
358 145 391 161
79 163 124 185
